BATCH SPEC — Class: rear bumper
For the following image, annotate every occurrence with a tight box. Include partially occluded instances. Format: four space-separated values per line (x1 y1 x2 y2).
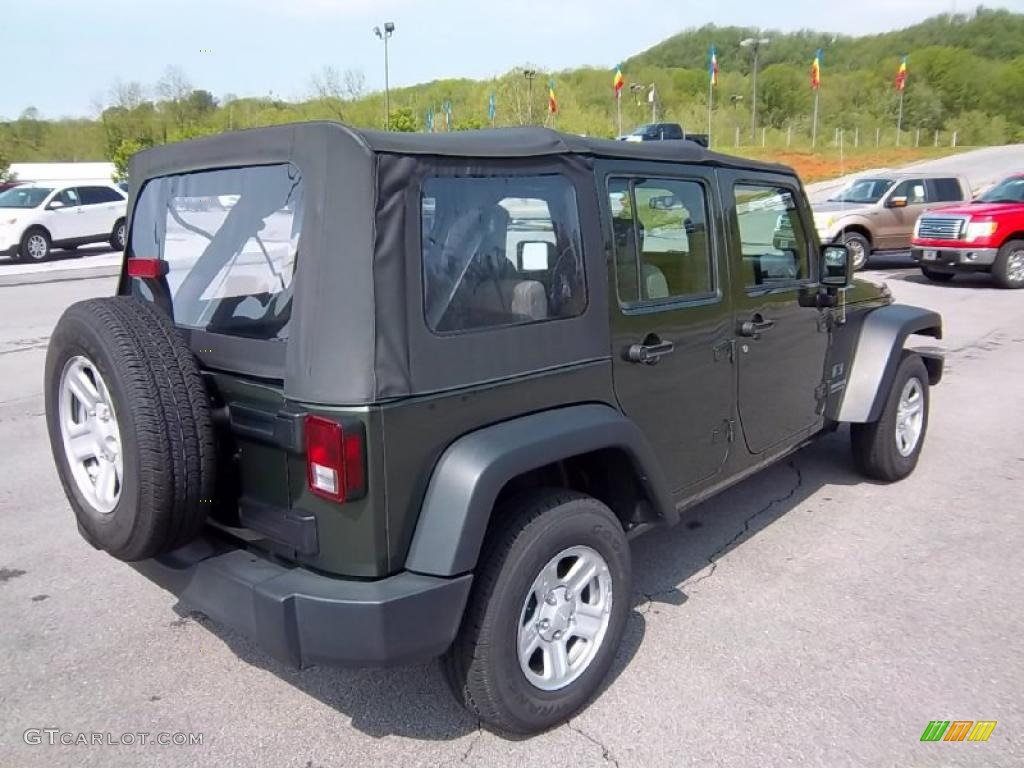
132 534 473 668
911 246 998 269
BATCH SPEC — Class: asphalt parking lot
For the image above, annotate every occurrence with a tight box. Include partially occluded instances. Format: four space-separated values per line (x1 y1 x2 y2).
0 255 1021 767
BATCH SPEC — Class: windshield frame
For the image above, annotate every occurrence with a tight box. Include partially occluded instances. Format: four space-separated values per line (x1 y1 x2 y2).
0 186 54 209
828 178 895 205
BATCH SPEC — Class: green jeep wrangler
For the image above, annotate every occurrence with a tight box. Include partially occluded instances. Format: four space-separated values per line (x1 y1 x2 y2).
44 123 943 735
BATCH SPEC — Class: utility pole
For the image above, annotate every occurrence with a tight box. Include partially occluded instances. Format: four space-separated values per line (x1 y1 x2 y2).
373 22 395 130
523 69 537 125
740 36 770 143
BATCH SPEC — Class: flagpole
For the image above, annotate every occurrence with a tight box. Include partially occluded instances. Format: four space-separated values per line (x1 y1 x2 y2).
616 91 622 136
896 89 904 146
707 79 713 148
812 89 819 148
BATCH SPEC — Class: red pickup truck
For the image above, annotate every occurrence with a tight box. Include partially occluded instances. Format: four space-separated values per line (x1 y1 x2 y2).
911 173 1024 289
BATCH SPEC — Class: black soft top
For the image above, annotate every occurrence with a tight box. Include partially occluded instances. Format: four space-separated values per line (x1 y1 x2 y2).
126 122 794 405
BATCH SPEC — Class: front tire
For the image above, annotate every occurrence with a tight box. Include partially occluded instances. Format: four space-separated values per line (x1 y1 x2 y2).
842 231 871 271
444 490 631 735
992 239 1024 289
19 227 51 261
851 354 929 482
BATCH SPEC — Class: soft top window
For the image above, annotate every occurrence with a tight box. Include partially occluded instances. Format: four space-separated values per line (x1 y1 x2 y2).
421 174 586 334
130 163 304 341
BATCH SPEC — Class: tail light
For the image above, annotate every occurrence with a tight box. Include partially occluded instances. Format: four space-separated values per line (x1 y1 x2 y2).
126 258 168 279
305 415 365 503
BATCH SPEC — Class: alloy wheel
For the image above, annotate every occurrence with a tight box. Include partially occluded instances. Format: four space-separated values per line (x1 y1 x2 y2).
58 355 124 513
895 377 925 457
517 545 613 691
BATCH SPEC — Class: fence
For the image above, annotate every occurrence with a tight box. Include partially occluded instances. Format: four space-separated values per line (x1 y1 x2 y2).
717 123 963 151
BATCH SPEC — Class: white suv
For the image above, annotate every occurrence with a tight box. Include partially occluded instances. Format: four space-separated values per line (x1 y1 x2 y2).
0 181 128 261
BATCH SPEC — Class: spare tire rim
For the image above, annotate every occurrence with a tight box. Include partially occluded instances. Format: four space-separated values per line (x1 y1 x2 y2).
895 377 925 458
27 234 47 260
58 356 124 514
517 545 613 692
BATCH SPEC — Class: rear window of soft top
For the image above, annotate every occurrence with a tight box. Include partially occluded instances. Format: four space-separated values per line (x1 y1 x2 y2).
129 163 304 341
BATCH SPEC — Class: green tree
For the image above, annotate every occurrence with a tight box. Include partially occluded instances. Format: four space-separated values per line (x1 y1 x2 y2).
111 137 154 182
388 108 418 132
0 149 11 182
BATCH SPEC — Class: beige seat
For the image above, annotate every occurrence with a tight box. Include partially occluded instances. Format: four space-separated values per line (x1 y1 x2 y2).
642 263 670 300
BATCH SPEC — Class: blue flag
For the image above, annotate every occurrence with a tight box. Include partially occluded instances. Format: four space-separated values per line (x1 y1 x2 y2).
488 92 496 122
443 100 453 130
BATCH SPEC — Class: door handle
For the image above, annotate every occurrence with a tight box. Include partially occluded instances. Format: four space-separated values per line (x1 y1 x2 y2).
738 313 775 339
625 337 675 365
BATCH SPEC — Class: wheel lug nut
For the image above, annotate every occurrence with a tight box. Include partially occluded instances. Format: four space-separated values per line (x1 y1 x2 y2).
539 619 550 629
553 630 563 640
564 591 573 601
545 593 557 606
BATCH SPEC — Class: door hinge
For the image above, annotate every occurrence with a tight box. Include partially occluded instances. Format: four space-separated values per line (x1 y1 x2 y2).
726 419 735 443
713 339 735 363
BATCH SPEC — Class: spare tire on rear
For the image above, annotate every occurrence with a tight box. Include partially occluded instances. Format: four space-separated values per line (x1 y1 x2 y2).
44 296 216 561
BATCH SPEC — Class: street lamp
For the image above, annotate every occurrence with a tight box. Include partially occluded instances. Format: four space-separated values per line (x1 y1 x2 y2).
373 22 395 130
740 36 770 143
523 69 537 124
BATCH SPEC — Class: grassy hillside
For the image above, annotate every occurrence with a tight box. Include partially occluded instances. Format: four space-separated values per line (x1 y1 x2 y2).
1 7 1021 181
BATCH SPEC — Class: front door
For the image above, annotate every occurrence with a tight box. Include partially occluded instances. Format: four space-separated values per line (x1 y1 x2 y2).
722 173 830 455
605 165 735 492
876 177 927 250
45 187 84 241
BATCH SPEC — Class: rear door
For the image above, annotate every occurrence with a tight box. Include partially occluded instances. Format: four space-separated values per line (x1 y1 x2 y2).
722 172 830 455
605 162 735 492
77 185 124 238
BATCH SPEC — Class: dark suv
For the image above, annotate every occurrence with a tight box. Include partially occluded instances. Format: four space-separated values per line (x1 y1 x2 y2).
44 123 943 735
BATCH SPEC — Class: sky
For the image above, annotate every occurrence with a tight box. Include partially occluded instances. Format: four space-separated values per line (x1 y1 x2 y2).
3 0 1023 119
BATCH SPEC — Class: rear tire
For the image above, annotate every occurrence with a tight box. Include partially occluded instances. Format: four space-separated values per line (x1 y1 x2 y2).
45 297 216 560
851 354 929 482
842 231 871 271
991 239 1024 289
19 227 51 261
444 489 631 735
920 266 955 283
110 219 127 251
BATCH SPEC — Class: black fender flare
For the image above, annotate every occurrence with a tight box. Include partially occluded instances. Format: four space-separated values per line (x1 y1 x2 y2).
834 304 943 423
403 404 675 578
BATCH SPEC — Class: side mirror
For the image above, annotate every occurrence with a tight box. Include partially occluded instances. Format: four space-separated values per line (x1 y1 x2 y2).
47 200 65 210
517 240 555 271
821 244 852 288
887 196 908 208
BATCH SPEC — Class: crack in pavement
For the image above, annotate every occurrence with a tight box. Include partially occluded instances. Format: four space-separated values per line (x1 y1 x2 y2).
682 461 804 591
456 723 483 766
568 719 620 767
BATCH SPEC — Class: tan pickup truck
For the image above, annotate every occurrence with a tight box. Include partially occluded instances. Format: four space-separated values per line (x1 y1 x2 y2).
811 171 972 270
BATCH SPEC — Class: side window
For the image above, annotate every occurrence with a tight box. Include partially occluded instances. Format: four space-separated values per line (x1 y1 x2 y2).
54 188 80 207
928 178 964 202
734 183 811 289
79 186 123 204
609 176 714 304
891 179 926 205
421 174 585 334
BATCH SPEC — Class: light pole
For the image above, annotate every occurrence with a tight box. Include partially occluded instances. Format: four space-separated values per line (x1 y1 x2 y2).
373 22 395 130
740 36 770 143
523 69 537 124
